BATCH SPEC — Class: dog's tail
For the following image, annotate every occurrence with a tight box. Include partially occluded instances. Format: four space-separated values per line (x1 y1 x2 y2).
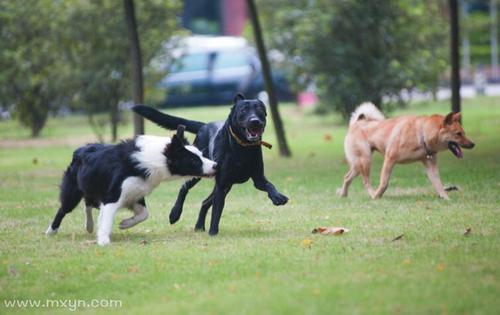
132 105 206 134
349 102 385 127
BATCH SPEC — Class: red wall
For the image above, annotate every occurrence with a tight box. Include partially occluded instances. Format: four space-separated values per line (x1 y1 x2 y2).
221 0 247 36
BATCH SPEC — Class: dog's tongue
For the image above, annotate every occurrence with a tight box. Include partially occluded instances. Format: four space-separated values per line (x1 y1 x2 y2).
449 142 463 158
248 127 263 138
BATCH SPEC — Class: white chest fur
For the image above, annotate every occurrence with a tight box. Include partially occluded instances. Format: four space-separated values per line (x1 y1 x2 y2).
118 135 175 206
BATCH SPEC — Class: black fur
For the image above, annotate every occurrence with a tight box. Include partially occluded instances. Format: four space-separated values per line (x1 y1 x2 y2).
48 133 214 234
133 93 288 235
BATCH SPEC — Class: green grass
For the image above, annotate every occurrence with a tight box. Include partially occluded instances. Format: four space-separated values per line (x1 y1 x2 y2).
1 97 499 315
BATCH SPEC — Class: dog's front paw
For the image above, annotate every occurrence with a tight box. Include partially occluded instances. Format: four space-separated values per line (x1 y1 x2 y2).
97 235 111 246
270 192 288 206
169 206 182 225
336 188 347 197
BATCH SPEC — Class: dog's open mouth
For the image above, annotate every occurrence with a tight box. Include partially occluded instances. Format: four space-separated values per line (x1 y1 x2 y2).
245 126 264 141
448 141 463 158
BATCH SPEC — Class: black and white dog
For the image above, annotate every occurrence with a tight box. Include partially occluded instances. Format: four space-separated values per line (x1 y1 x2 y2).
133 93 288 236
46 126 217 245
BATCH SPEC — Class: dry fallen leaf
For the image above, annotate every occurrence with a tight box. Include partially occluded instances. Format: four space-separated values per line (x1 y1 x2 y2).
140 239 149 245
323 134 332 141
437 262 446 272
302 238 313 248
312 227 350 235
463 228 472 236
8 265 19 277
391 234 404 242
127 266 139 273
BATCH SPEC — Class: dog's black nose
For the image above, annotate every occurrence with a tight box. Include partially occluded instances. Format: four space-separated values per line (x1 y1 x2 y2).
249 118 263 127
469 142 475 148
212 163 218 170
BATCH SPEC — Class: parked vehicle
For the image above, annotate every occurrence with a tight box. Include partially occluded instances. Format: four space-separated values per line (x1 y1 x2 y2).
157 36 294 107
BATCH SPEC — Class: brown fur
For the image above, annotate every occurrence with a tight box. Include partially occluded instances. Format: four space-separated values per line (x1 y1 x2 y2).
339 108 475 199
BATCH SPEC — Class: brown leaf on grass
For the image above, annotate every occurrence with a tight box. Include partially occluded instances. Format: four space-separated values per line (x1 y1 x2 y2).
301 238 313 248
140 239 149 245
127 266 139 273
8 265 18 277
312 227 350 235
436 262 445 272
391 234 404 242
323 134 332 142
463 228 472 236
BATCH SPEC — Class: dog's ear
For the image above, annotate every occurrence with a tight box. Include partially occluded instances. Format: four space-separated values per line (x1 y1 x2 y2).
444 112 454 125
176 124 185 139
234 93 245 103
444 112 461 125
165 126 186 156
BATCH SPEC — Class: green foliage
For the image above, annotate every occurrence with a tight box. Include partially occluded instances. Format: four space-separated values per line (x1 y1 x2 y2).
0 0 181 138
256 0 449 118
0 1 70 137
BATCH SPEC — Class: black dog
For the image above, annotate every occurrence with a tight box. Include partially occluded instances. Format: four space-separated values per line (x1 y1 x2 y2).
133 93 288 235
46 126 217 245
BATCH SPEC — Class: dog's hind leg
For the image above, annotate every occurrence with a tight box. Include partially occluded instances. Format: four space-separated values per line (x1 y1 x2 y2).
169 178 201 224
84 200 94 233
208 185 232 236
194 190 215 232
423 159 449 200
359 157 374 196
337 167 359 197
120 198 149 229
372 158 395 199
46 170 83 236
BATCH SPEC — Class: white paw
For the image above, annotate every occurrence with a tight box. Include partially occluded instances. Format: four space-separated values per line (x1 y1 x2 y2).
46 226 58 236
97 235 111 246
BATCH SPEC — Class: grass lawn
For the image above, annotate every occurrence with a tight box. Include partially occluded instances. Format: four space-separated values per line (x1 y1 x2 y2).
1 97 499 315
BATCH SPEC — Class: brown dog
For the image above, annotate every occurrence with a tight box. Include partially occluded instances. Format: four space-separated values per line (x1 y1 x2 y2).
338 102 475 199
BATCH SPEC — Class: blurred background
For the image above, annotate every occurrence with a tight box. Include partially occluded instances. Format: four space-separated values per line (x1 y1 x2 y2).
0 0 499 141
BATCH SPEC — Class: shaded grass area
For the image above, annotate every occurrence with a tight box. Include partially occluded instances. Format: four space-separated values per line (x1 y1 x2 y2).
0 97 499 314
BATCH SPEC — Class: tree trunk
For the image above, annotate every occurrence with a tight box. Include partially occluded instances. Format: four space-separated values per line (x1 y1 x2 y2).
449 0 461 115
123 0 144 136
247 0 291 157
110 101 119 142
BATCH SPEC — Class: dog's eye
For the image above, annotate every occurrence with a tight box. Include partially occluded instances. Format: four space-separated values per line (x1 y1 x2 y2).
456 132 463 137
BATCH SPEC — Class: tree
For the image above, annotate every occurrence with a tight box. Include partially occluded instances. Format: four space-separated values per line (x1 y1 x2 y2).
0 0 180 139
63 0 180 141
256 0 449 119
449 0 461 114
0 1 69 137
124 0 145 136
247 0 291 157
